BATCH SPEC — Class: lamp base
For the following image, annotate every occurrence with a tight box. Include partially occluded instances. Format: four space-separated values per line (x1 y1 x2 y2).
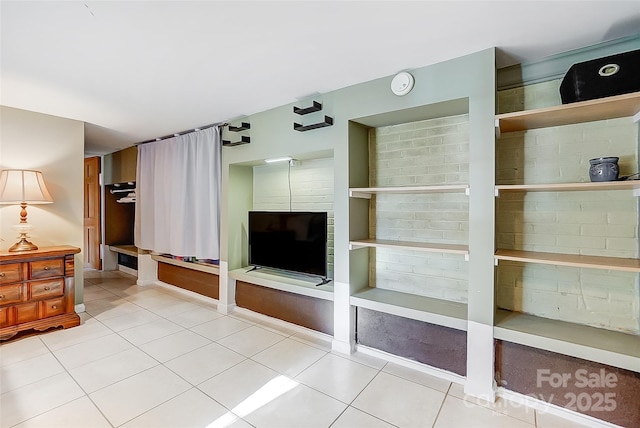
9 236 38 252
9 224 38 252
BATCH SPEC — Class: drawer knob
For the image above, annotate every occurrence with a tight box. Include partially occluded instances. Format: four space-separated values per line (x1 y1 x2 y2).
0 294 4 299
0 272 5 277
44 286 51 291
51 305 57 309
44 266 50 271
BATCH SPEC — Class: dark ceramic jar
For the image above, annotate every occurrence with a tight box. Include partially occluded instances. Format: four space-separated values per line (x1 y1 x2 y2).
589 157 619 182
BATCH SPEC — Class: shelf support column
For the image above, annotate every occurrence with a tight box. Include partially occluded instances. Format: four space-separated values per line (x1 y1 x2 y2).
465 49 497 401
217 261 236 314
465 321 496 400
136 253 158 286
331 280 356 354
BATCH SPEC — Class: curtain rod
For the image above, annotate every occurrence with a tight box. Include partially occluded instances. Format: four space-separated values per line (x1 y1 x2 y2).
136 122 229 146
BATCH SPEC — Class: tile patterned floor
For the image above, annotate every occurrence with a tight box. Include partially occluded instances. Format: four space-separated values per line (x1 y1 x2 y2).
0 271 593 427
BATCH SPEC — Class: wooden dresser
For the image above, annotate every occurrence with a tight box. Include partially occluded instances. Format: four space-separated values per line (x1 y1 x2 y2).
0 246 81 340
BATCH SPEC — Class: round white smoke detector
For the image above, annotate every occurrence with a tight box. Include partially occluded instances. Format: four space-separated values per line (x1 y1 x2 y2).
391 71 414 96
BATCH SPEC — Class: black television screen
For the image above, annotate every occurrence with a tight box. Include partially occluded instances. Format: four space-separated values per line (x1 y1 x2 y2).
249 211 328 277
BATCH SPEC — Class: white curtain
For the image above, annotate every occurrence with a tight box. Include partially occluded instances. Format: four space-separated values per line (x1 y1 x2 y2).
135 126 221 260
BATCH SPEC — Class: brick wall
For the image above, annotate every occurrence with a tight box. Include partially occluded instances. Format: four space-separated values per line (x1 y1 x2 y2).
496 80 640 334
370 115 470 303
253 158 334 277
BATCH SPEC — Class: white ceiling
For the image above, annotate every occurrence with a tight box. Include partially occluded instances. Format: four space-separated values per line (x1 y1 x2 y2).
1 1 639 155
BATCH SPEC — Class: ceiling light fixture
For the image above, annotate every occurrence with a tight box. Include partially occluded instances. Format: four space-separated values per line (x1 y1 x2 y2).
265 156 293 164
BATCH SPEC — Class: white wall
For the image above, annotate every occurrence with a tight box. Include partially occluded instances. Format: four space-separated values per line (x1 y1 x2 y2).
0 106 85 303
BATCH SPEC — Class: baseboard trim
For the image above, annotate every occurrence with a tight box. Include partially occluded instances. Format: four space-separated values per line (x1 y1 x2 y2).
331 338 355 355
355 343 466 385
216 303 236 315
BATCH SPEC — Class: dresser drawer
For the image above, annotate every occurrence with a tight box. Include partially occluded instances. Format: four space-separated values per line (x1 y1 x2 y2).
29 259 64 279
30 279 64 300
0 284 24 305
0 306 12 327
16 302 38 323
40 298 65 318
0 263 22 284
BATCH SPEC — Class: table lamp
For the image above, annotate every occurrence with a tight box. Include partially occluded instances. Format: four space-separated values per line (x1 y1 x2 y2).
0 169 54 252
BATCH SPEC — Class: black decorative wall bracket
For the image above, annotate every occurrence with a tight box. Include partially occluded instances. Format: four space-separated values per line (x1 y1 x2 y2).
294 115 334 132
228 122 251 132
223 121 251 146
223 135 250 146
293 101 322 115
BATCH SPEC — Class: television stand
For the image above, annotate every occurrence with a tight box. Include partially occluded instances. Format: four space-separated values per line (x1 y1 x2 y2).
229 267 334 335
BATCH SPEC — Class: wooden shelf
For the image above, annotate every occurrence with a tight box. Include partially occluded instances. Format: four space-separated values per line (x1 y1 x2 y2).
109 245 138 257
494 310 640 372
229 268 333 301
350 184 469 198
495 180 640 194
495 249 640 272
495 91 640 134
350 239 469 256
351 288 468 331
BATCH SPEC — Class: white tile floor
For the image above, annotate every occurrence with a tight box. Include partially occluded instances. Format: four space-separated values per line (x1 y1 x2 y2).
0 271 593 428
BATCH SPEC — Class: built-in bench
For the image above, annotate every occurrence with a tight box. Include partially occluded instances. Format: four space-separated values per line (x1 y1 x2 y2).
151 254 219 299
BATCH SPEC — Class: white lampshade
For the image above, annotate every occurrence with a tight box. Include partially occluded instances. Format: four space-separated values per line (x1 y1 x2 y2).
0 169 54 204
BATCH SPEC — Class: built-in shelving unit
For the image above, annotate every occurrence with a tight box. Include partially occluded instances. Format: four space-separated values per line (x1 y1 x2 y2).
494 89 640 375
495 91 640 134
351 288 468 331
349 103 470 342
494 309 640 372
229 268 333 301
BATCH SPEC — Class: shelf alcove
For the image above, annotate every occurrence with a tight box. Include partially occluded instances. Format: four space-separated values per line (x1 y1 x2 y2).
225 151 336 334
348 98 474 372
494 82 640 425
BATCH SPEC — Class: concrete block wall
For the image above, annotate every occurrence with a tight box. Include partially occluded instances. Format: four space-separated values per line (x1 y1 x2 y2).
253 157 334 277
369 115 470 303
496 80 640 334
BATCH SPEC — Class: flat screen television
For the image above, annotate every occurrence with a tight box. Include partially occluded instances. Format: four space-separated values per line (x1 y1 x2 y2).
248 211 328 278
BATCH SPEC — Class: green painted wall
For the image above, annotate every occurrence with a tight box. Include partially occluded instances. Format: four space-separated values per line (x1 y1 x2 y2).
221 47 496 325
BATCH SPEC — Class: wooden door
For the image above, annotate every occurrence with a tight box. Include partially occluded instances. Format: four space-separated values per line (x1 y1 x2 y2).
84 157 102 270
